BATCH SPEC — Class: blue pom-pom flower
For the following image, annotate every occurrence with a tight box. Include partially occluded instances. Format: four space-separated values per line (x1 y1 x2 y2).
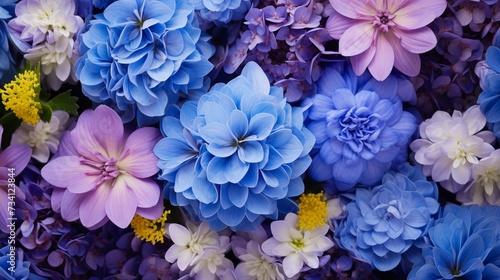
76 0 214 125
337 164 439 272
305 63 417 191
154 62 314 231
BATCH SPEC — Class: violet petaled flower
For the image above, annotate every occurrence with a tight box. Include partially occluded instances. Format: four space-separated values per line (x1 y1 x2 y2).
0 126 32 234
326 0 447 81
305 64 417 191
337 164 439 271
41 105 163 229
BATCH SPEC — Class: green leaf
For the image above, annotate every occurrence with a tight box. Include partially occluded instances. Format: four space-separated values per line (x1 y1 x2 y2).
43 90 79 117
0 112 22 149
39 103 52 123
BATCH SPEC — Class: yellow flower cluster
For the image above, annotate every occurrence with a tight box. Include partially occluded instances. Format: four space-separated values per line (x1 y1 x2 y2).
131 210 171 245
1 70 41 126
297 192 328 231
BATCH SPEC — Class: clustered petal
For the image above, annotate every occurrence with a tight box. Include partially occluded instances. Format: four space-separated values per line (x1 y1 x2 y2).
76 0 214 125
155 62 314 231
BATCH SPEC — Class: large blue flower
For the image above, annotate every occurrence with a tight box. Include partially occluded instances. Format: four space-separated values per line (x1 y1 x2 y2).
305 63 417 191
408 204 500 280
154 62 314 231
190 0 252 23
337 164 439 271
0 1 16 85
479 34 500 139
76 0 214 125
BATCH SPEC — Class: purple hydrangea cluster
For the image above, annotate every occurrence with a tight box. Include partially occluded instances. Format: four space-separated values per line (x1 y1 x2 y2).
220 0 336 102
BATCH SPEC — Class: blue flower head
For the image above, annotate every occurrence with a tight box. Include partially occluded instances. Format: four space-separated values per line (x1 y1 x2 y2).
305 63 417 192
190 0 253 24
337 164 439 271
0 0 16 85
154 62 314 231
408 204 500 280
76 0 214 125
479 32 500 139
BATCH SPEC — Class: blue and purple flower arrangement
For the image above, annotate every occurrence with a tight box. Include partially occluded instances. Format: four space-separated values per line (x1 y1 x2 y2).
1 0 500 279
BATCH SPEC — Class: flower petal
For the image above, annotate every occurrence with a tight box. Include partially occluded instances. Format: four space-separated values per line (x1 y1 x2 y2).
79 182 112 228
120 127 161 178
105 177 138 228
339 22 375 57
393 0 447 29
368 35 394 81
122 174 160 208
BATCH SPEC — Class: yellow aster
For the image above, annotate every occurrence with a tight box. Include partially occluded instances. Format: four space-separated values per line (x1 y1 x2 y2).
297 192 328 231
131 210 171 245
1 70 41 126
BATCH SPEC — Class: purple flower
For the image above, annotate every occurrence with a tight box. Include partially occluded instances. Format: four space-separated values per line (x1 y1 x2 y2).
326 0 446 81
0 126 32 234
41 105 163 229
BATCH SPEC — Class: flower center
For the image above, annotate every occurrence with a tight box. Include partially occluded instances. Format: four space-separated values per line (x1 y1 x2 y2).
297 192 328 231
291 238 305 250
336 107 382 153
1 70 41 126
81 153 121 185
449 141 478 168
131 210 170 245
373 11 395 33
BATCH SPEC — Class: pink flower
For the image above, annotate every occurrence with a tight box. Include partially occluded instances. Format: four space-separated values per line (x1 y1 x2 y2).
41 105 163 229
326 0 446 81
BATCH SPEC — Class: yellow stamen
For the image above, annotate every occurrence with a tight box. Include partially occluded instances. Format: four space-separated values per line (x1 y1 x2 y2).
131 210 170 245
1 70 41 126
297 192 328 231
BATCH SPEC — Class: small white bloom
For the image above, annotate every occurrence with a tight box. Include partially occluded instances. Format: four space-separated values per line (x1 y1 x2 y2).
326 198 345 220
410 105 495 192
165 221 220 272
457 149 500 206
234 239 284 280
189 236 234 280
261 213 334 278
11 110 70 163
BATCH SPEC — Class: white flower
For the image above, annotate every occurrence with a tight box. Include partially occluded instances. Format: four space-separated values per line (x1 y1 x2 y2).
457 149 500 206
326 198 345 220
410 105 495 192
11 110 70 163
261 213 334 278
189 236 234 280
8 0 84 90
165 221 220 271
234 240 285 280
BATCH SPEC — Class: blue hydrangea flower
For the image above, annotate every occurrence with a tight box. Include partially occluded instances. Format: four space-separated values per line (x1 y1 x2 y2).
76 0 214 125
479 34 500 138
337 164 439 271
0 0 16 85
305 63 417 191
154 62 314 231
0 246 46 280
408 204 500 280
190 0 252 24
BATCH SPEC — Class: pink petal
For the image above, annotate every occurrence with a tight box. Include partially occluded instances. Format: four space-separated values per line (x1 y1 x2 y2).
393 0 447 30
330 0 376 19
71 105 124 160
0 144 31 174
122 174 160 208
51 188 64 212
119 127 161 178
56 132 79 157
339 22 375 57
136 195 164 220
325 11 358 39
350 47 376 76
393 27 437 54
60 191 83 222
79 181 112 228
41 156 98 193
368 35 394 81
105 176 138 229
386 33 421 77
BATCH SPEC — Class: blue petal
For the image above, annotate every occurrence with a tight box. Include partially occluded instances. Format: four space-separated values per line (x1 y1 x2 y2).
457 235 485 270
331 88 356 109
246 192 274 215
227 184 249 208
248 113 275 140
174 161 196 192
238 141 264 163
200 202 220 218
192 177 218 204
486 46 500 73
217 206 246 227
241 61 270 95
228 110 248 138
200 122 235 146
224 153 250 183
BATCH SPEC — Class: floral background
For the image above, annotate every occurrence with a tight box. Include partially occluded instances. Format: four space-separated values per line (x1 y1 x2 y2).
1 0 500 279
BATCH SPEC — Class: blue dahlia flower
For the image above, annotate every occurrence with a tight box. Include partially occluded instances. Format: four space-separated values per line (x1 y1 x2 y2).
190 0 252 24
76 0 214 125
408 204 500 280
154 62 314 231
0 1 16 85
479 34 500 138
305 63 417 191
337 164 439 271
